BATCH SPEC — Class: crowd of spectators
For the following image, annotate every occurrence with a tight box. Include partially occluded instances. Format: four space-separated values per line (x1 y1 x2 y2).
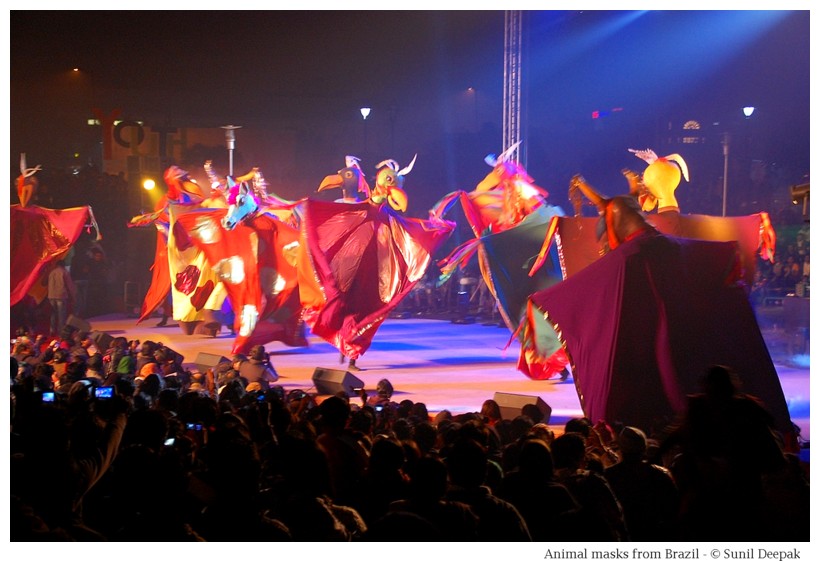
10 324 809 542
750 224 810 306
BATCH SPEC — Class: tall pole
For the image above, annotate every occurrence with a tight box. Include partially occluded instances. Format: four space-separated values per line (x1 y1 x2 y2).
360 107 371 159
221 125 242 176
503 10 523 164
722 132 730 217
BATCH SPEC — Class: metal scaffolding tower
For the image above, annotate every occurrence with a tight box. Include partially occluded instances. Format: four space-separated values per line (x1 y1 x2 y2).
503 10 523 165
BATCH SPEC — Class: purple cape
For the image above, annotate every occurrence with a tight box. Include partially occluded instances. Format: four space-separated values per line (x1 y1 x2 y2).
527 231 791 435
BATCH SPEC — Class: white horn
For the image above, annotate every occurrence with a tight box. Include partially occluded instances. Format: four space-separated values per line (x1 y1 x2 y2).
665 153 690 183
398 154 417 177
20 153 42 178
499 141 522 162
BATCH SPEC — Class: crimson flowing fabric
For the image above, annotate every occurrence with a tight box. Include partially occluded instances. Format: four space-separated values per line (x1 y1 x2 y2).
524 231 792 436
138 225 171 323
174 207 305 355
10 205 95 305
519 211 776 380
298 199 455 360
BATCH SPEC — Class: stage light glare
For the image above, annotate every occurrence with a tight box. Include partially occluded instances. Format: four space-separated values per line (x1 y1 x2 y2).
143 179 156 191
743 106 755 117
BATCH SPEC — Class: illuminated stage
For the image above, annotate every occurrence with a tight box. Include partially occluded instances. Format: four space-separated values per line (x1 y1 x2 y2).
85 309 810 444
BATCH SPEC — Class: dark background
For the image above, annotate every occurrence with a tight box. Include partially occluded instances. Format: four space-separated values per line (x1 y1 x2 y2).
11 10 810 201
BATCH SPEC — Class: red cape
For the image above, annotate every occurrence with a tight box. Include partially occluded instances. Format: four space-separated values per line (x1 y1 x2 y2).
174 207 306 354
524 231 792 436
11 204 95 306
298 199 455 359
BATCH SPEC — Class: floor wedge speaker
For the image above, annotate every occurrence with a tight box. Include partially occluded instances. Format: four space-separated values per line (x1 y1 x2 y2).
65 314 92 333
194 352 230 373
493 392 552 423
312 367 365 397
89 331 114 353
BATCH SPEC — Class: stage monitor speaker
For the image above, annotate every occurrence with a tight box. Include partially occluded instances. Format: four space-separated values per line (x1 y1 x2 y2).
65 314 92 333
312 367 365 397
155 345 184 367
194 352 231 373
89 331 114 352
493 392 552 424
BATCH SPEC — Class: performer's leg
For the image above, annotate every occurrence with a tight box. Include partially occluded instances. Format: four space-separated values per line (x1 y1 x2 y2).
58 300 68 335
49 299 59 336
50 299 66 337
156 295 170 327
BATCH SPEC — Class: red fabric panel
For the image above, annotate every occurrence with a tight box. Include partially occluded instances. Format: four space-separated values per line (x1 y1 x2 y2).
174 207 260 352
138 231 171 323
550 213 765 286
174 209 304 355
649 212 764 287
300 199 454 359
10 205 92 305
527 232 791 435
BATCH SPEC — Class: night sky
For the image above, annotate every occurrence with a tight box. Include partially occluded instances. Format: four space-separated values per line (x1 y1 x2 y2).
10 9 812 213
11 11 500 106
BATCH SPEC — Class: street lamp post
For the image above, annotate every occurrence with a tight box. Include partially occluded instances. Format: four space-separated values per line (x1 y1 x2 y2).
721 107 755 217
721 132 730 217
360 107 371 158
221 125 242 176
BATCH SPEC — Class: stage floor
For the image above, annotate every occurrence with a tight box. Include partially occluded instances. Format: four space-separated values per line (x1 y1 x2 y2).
86 310 811 444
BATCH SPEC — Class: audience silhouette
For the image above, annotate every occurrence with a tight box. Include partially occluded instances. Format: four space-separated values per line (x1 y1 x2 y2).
10 334 808 542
